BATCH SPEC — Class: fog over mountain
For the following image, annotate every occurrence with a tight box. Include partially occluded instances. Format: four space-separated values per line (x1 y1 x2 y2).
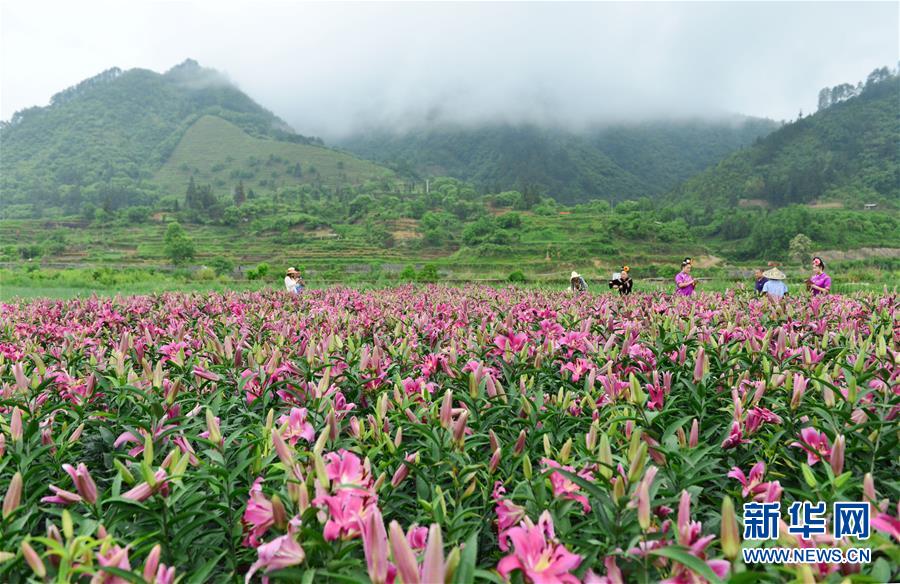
2 1 897 140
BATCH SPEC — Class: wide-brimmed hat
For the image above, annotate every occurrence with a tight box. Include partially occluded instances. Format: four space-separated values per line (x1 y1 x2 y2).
287 267 299 274
571 271 581 279
762 268 785 280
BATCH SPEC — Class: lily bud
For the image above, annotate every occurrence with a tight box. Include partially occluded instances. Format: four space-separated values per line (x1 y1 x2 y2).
373 471 386 492
637 478 651 530
863 473 876 503
205 408 222 445
439 390 453 429
830 435 845 476
451 410 469 445
349 416 361 438
327 409 339 441
689 419 699 448
114 459 135 484
62 509 74 540
264 409 274 435
143 544 162 583
522 454 533 480
721 495 740 559
693 347 707 382
313 451 330 489
514 430 527 455
543 434 552 457
559 438 573 464
272 430 295 468
271 494 287 530
21 541 46 578
314 428 329 455
68 423 85 444
612 477 625 501
586 419 599 452
489 429 500 452
10 407 23 442
627 443 648 484
489 448 502 473
3 471 22 518
598 433 613 479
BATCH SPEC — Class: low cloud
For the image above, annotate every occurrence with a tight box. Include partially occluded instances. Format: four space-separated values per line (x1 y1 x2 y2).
2 1 897 139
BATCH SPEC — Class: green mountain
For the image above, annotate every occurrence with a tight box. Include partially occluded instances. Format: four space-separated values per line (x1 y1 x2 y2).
0 60 392 219
672 68 899 210
337 117 778 204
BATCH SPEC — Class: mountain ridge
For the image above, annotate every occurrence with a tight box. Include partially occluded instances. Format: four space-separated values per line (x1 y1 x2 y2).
0 60 393 219
337 116 779 203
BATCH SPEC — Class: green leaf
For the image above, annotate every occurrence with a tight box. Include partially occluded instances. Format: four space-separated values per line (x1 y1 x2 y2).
648 545 724 584
453 531 479 584
474 568 507 583
97 566 146 584
186 550 228 584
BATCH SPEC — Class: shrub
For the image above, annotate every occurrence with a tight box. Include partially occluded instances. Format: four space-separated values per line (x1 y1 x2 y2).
508 270 527 283
208 257 234 277
417 264 439 283
193 267 217 281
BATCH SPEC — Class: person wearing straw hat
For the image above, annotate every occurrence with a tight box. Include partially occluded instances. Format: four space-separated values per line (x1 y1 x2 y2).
674 257 697 296
569 271 588 294
284 267 304 294
608 265 633 296
761 267 788 300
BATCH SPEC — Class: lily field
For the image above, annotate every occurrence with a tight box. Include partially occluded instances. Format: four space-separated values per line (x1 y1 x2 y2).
0 286 898 583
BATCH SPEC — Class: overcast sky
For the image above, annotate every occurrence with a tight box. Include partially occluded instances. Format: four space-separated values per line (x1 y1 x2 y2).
2 1 897 139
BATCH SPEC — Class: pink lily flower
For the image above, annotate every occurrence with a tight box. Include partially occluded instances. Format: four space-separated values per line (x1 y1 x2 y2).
727 461 766 498
243 478 275 548
720 421 748 450
278 407 316 445
871 504 900 541
744 407 782 435
495 332 527 360
315 488 374 541
542 459 592 512
93 545 132 584
244 521 306 584
323 449 372 490
791 428 832 466
497 510 582 584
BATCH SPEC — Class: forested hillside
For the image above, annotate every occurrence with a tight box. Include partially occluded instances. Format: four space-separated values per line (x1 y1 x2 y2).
338 117 777 203
0 60 392 219
672 67 899 210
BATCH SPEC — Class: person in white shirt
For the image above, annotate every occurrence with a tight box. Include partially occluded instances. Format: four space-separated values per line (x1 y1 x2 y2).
284 267 303 294
761 267 788 300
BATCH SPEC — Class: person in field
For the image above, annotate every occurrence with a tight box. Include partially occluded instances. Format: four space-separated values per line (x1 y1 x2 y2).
570 271 588 294
761 267 788 300
806 257 831 295
674 257 697 296
608 265 633 295
754 268 768 295
284 267 304 294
